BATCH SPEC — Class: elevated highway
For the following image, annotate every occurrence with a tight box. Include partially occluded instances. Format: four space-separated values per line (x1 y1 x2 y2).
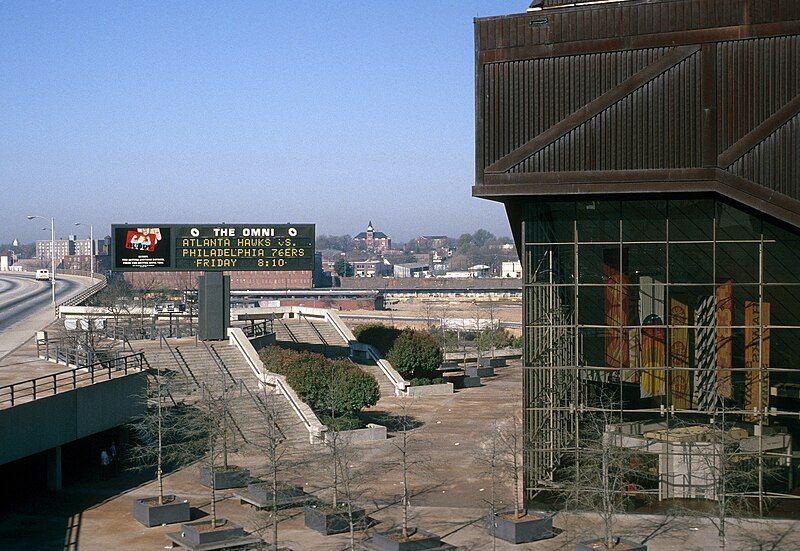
0 272 90 360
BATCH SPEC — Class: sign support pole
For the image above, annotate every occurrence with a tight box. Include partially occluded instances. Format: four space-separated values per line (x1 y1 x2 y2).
198 271 230 340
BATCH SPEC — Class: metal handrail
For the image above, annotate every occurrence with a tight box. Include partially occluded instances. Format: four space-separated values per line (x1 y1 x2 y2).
242 319 273 338
204 342 274 445
0 352 145 409
299 314 328 346
160 334 199 389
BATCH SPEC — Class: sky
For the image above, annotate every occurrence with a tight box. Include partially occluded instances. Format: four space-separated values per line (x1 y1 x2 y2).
1 1 525 244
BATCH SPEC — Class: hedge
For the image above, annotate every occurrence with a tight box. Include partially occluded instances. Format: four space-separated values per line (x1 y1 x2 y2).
257 346 379 419
386 330 443 380
353 323 403 356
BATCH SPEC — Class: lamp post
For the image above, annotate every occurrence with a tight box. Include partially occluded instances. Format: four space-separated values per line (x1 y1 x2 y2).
74 222 94 280
26 215 56 314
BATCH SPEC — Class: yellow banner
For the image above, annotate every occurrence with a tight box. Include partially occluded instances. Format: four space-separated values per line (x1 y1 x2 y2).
670 299 691 409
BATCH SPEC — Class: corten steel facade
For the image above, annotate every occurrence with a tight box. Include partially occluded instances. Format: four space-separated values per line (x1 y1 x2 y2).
474 0 800 513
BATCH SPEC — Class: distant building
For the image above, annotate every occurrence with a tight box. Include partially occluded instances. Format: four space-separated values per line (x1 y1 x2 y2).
36 236 100 263
393 262 428 278
468 264 491 278
0 252 13 271
352 259 387 278
353 221 391 253
501 261 522 278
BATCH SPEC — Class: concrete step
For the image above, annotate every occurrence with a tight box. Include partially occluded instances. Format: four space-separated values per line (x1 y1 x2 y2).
141 340 313 450
354 362 396 398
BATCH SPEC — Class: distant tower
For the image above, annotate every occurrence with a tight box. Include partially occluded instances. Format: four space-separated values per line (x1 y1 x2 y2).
366 221 374 248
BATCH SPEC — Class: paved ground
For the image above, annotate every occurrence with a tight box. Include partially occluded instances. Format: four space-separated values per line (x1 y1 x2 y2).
2 360 797 550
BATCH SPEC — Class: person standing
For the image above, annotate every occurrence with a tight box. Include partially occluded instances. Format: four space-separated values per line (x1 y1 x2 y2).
100 449 110 479
109 441 117 472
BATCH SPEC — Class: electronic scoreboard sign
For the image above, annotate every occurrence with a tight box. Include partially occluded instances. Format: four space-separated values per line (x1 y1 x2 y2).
112 224 315 272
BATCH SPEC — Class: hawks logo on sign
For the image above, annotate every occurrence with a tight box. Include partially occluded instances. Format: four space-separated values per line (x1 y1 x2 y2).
125 230 157 252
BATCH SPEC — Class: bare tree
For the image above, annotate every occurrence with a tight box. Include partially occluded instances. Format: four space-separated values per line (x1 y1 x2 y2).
248 386 306 551
383 400 431 540
558 393 656 549
128 361 206 506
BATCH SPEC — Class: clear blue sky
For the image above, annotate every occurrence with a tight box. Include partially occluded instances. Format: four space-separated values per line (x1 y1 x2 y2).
1 1 524 244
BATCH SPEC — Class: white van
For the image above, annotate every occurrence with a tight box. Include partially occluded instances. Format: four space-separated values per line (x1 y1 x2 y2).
35 269 50 281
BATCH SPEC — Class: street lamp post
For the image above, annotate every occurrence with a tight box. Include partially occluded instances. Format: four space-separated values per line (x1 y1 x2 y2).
26 215 57 314
74 222 94 280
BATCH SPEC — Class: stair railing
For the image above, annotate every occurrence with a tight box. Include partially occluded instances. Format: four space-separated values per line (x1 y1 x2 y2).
158 333 199 389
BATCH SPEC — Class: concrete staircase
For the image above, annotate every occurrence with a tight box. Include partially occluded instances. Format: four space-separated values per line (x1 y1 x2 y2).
272 317 349 357
353 361 396 398
137 339 309 449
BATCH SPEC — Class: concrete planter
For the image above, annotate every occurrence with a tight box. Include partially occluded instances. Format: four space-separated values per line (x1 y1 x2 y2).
199 465 250 489
479 357 506 368
487 510 553 544
304 503 366 535
405 383 454 397
368 528 445 550
240 481 313 509
133 495 191 527
447 375 480 389
465 366 495 378
180 519 245 545
574 538 646 551
324 423 387 444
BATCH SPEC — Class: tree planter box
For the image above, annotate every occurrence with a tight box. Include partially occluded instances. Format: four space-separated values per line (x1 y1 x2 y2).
236 481 314 510
304 504 366 535
368 528 445 550
133 495 191 527
574 538 646 551
180 519 246 545
199 466 250 489
448 375 480 389
479 357 506 368
465 366 494 378
487 510 553 544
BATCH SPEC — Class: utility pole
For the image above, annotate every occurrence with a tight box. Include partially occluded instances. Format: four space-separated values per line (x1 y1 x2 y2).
75 222 94 280
27 215 57 314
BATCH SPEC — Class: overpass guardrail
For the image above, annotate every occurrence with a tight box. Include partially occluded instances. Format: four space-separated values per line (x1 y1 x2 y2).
0 352 146 409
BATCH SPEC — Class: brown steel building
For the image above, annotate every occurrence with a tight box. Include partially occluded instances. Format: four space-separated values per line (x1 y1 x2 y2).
475 0 800 514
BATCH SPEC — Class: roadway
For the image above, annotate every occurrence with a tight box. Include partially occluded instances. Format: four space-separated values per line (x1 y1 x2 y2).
0 272 89 360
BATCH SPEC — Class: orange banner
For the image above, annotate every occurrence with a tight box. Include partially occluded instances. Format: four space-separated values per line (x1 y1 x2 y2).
744 301 770 424
716 281 733 399
670 299 691 409
604 261 629 371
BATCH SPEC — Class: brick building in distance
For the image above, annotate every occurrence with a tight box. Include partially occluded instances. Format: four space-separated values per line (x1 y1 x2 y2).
352 221 391 253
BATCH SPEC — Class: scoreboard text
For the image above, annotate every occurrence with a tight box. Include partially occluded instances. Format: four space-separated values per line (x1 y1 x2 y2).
112 224 315 272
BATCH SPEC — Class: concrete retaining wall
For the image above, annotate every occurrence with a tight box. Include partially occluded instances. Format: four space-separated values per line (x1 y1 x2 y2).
405 383 454 397
0 372 147 465
324 423 387 444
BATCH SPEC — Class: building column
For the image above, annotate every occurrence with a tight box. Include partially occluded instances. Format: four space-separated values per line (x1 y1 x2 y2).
47 446 62 491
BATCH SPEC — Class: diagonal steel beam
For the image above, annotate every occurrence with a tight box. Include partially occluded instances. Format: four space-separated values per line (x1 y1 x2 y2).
485 45 700 174
717 94 800 168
